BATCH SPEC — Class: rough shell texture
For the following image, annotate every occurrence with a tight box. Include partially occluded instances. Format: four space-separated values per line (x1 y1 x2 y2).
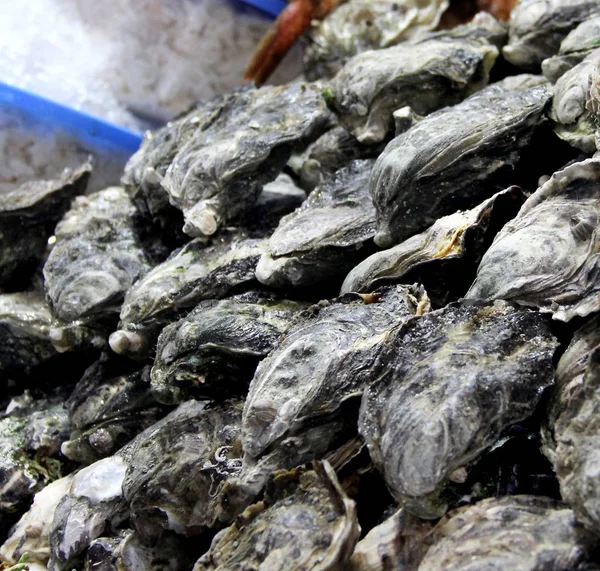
329 16 500 143
161 83 330 237
0 162 91 290
466 158 600 321
110 232 266 357
503 0 600 70
193 462 359 571
303 0 449 81
341 186 526 303
151 293 308 404
359 300 557 518
43 186 152 352
255 159 377 288
418 495 599 570
370 74 551 248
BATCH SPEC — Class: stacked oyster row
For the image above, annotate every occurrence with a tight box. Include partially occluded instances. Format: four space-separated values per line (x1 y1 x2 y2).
2 0 600 570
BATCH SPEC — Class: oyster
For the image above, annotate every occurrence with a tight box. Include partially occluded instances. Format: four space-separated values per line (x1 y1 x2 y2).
303 0 449 81
43 186 152 352
122 399 243 541
542 16 600 82
194 462 359 571
544 316 600 535
359 300 557 518
549 49 600 152
151 293 308 404
255 159 377 289
328 13 502 143
0 163 91 290
503 0 600 70
0 392 70 525
161 83 330 237
418 496 598 570
466 158 600 321
61 355 167 464
341 186 526 304
109 232 266 358
371 74 551 247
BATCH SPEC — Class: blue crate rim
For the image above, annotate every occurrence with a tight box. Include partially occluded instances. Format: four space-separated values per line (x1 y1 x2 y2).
240 0 285 17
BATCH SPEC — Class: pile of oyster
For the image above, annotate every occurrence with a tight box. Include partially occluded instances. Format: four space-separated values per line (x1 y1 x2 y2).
3 1 600 569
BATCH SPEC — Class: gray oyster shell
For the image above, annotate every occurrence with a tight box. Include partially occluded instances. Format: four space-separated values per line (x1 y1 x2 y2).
61 355 167 464
466 158 600 321
0 393 70 521
503 0 600 70
0 162 91 290
303 0 448 81
43 186 152 352
151 293 308 404
0 291 59 380
255 159 377 288
346 508 435 571
194 462 359 571
418 496 599 570
122 399 243 541
544 316 600 535
371 74 551 247
359 300 557 518
110 232 266 358
328 14 502 143
161 83 330 237
542 16 600 82
549 49 600 152
341 186 526 303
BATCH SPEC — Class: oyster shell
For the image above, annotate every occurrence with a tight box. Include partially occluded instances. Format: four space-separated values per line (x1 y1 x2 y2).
61 355 167 464
542 16 600 82
359 300 557 518
122 399 243 541
255 159 377 288
328 13 502 143
503 0 600 70
418 496 599 570
543 315 600 535
303 0 449 81
341 186 526 304
371 74 551 247
549 49 600 152
193 462 359 571
161 83 330 237
0 162 91 290
43 186 152 352
151 293 308 404
466 158 600 321
110 232 266 358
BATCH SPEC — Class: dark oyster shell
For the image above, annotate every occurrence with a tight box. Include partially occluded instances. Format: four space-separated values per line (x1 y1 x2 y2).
0 162 91 290
371 74 551 247
303 0 448 81
542 16 600 82
194 462 359 571
503 0 600 70
161 83 330 237
359 300 557 518
328 13 502 143
466 158 600 321
341 186 526 304
110 232 266 358
151 293 308 404
43 186 152 352
255 159 377 288
122 399 243 541
544 316 600 535
418 496 599 570
61 355 167 464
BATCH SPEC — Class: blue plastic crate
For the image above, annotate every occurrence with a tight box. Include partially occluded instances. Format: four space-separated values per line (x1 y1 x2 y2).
240 0 286 17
